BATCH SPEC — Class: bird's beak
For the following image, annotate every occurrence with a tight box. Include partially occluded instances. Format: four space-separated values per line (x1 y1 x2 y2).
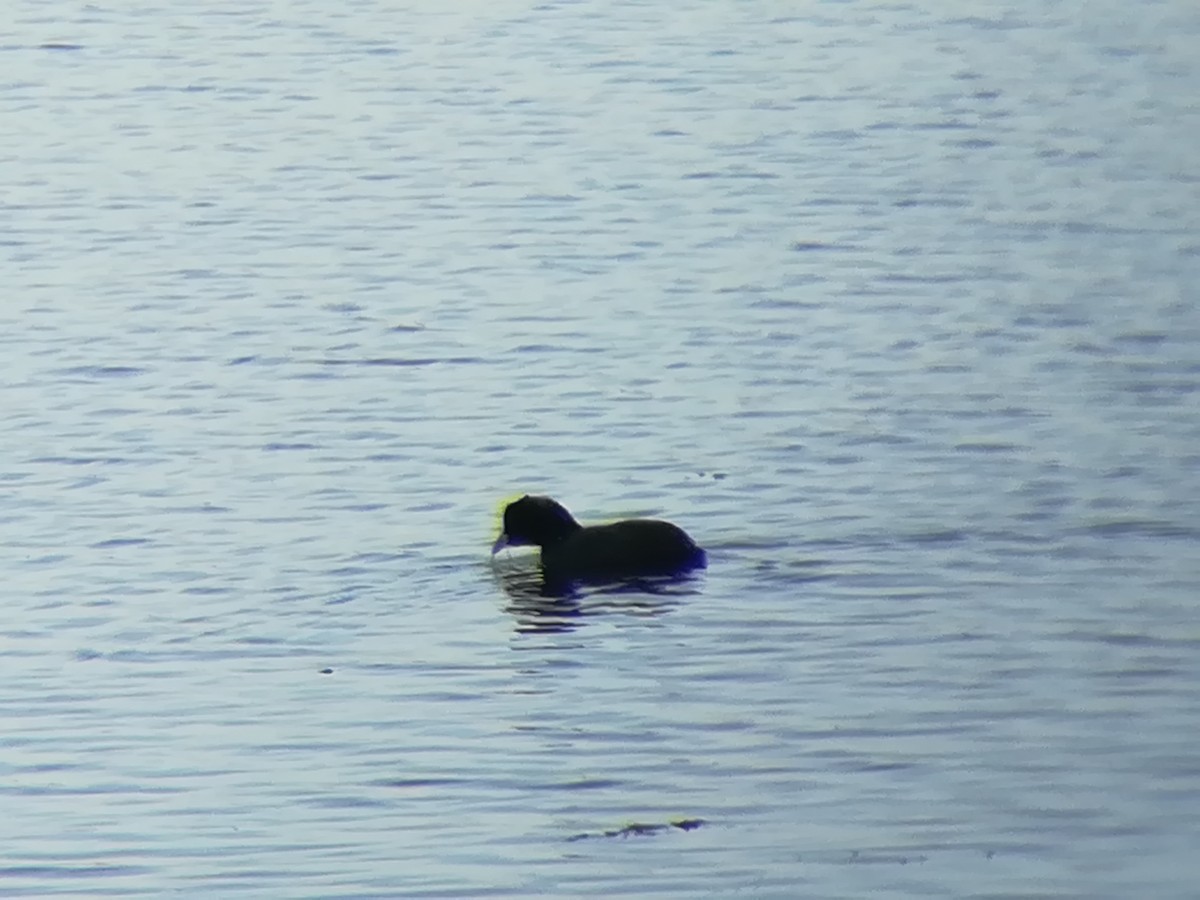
491 532 509 555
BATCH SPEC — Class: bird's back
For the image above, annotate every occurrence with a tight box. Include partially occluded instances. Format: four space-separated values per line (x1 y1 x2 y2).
542 519 706 580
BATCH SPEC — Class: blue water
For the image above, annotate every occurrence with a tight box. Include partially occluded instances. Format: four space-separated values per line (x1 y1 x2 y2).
3 2 1199 897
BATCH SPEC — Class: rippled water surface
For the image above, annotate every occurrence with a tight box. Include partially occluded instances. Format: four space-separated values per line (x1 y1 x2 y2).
4 2 1199 897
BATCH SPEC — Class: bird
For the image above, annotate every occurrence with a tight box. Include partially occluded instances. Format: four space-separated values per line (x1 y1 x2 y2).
491 495 706 583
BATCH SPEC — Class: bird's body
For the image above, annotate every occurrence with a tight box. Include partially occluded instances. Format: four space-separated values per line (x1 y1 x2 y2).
492 495 706 583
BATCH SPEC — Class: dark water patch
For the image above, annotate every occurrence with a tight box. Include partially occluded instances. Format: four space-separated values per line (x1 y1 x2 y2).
1 782 180 798
902 529 969 545
891 196 970 209
925 363 971 374
99 646 290 664
910 118 975 131
840 432 912 446
790 240 851 252
511 342 607 355
810 129 863 142
400 688 489 704
1094 664 1180 681
975 527 1052 545
1120 379 1200 398
954 441 1022 454
347 552 410 565
750 297 825 310
311 356 484 367
38 43 85 51
683 170 779 180
521 193 583 203
30 455 129 466
89 407 141 418
286 370 340 381
235 634 287 645
1113 332 1169 347
550 778 624 791
0 864 152 879
56 365 147 379
839 848 930 865
854 760 919 773
1080 518 1198 539
792 845 992 866
371 777 470 789
324 566 374 580
90 537 152 549
301 794 390 809
256 741 357 754
799 724 978 745
185 867 325 884
1064 630 1200 649
879 271 971 283
262 442 318 451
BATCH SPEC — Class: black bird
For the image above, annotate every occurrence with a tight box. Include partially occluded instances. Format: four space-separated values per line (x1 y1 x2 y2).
491 495 706 583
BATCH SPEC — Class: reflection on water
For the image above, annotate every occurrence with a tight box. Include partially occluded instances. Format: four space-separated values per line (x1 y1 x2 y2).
493 557 697 633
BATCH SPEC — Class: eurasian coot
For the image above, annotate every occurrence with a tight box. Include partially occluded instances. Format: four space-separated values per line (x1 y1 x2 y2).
491 495 706 582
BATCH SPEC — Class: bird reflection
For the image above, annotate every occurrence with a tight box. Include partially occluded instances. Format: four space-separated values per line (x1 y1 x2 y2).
494 561 583 633
491 556 698 634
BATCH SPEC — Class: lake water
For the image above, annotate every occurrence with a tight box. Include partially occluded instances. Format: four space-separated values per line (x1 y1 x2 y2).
3 2 1199 897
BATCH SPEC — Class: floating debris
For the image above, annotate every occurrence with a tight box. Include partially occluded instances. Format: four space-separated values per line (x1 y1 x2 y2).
567 818 705 842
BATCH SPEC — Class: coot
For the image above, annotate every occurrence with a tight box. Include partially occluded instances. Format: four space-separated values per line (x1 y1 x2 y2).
491 495 706 582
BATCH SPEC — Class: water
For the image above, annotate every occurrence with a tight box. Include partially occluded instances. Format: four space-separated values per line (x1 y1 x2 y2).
3 1 1199 896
